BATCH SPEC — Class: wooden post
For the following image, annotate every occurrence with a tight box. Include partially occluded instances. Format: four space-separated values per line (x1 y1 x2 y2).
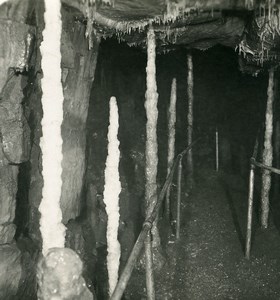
245 162 255 259
261 68 275 229
187 53 194 187
166 78 177 219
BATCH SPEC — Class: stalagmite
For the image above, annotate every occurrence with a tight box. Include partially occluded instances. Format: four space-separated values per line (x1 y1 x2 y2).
187 53 194 186
103 97 121 296
38 0 66 255
145 25 160 246
166 78 177 218
144 24 158 300
261 68 275 229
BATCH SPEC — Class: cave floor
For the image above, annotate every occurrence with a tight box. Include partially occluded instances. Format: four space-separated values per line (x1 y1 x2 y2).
126 167 280 300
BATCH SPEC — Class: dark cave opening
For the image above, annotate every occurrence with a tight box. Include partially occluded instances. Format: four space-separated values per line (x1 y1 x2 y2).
82 37 279 299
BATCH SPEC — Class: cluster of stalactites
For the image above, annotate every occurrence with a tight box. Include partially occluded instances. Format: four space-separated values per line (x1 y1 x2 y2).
257 1 280 63
245 0 255 10
258 0 280 36
164 0 193 22
237 0 280 65
83 0 114 49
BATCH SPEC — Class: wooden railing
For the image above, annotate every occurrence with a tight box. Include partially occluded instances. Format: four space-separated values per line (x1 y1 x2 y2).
245 135 280 259
110 139 200 300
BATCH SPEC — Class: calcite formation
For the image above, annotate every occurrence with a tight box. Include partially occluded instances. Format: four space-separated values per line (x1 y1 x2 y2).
261 68 275 228
39 0 66 255
103 96 121 296
145 25 160 247
37 248 93 300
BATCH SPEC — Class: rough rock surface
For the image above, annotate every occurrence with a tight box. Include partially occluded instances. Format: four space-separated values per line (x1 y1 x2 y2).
0 224 16 244
0 244 22 300
0 75 31 164
37 247 94 300
60 8 100 223
0 74 31 243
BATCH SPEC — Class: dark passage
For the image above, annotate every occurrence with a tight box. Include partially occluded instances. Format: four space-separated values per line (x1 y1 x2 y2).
86 39 280 299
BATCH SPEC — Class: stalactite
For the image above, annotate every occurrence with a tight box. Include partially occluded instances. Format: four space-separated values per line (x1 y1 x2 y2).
166 78 177 217
261 68 275 229
187 53 194 187
103 96 121 296
164 0 192 22
38 0 66 255
145 24 160 247
245 0 254 9
85 0 95 49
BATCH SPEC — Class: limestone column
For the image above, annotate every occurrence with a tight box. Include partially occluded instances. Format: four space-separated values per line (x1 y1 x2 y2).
28 6 100 241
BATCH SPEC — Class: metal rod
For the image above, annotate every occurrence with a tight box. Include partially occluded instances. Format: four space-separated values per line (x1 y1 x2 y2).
176 158 183 240
215 126 219 172
145 231 155 300
245 163 255 259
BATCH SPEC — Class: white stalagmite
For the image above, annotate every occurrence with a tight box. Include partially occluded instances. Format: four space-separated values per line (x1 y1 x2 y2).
167 78 177 177
166 78 177 216
261 68 275 229
38 0 66 256
0 0 8 5
103 96 121 296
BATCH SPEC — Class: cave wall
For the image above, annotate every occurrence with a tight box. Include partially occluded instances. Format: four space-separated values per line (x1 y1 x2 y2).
0 3 35 298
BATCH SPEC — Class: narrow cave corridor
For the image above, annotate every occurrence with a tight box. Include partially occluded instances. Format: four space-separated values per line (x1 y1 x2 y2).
84 38 280 300
2 1 280 300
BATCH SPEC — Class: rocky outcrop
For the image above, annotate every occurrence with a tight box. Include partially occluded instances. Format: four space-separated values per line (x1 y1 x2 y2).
0 4 34 297
60 8 100 223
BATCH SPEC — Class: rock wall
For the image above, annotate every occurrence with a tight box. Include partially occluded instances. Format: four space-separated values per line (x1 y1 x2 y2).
0 8 34 298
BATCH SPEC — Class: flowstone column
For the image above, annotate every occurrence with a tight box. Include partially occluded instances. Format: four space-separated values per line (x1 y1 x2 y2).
261 68 275 229
187 53 194 187
28 6 100 241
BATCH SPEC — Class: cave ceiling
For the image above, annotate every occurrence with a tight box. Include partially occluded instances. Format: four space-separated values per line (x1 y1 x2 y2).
2 0 280 72
60 0 280 71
